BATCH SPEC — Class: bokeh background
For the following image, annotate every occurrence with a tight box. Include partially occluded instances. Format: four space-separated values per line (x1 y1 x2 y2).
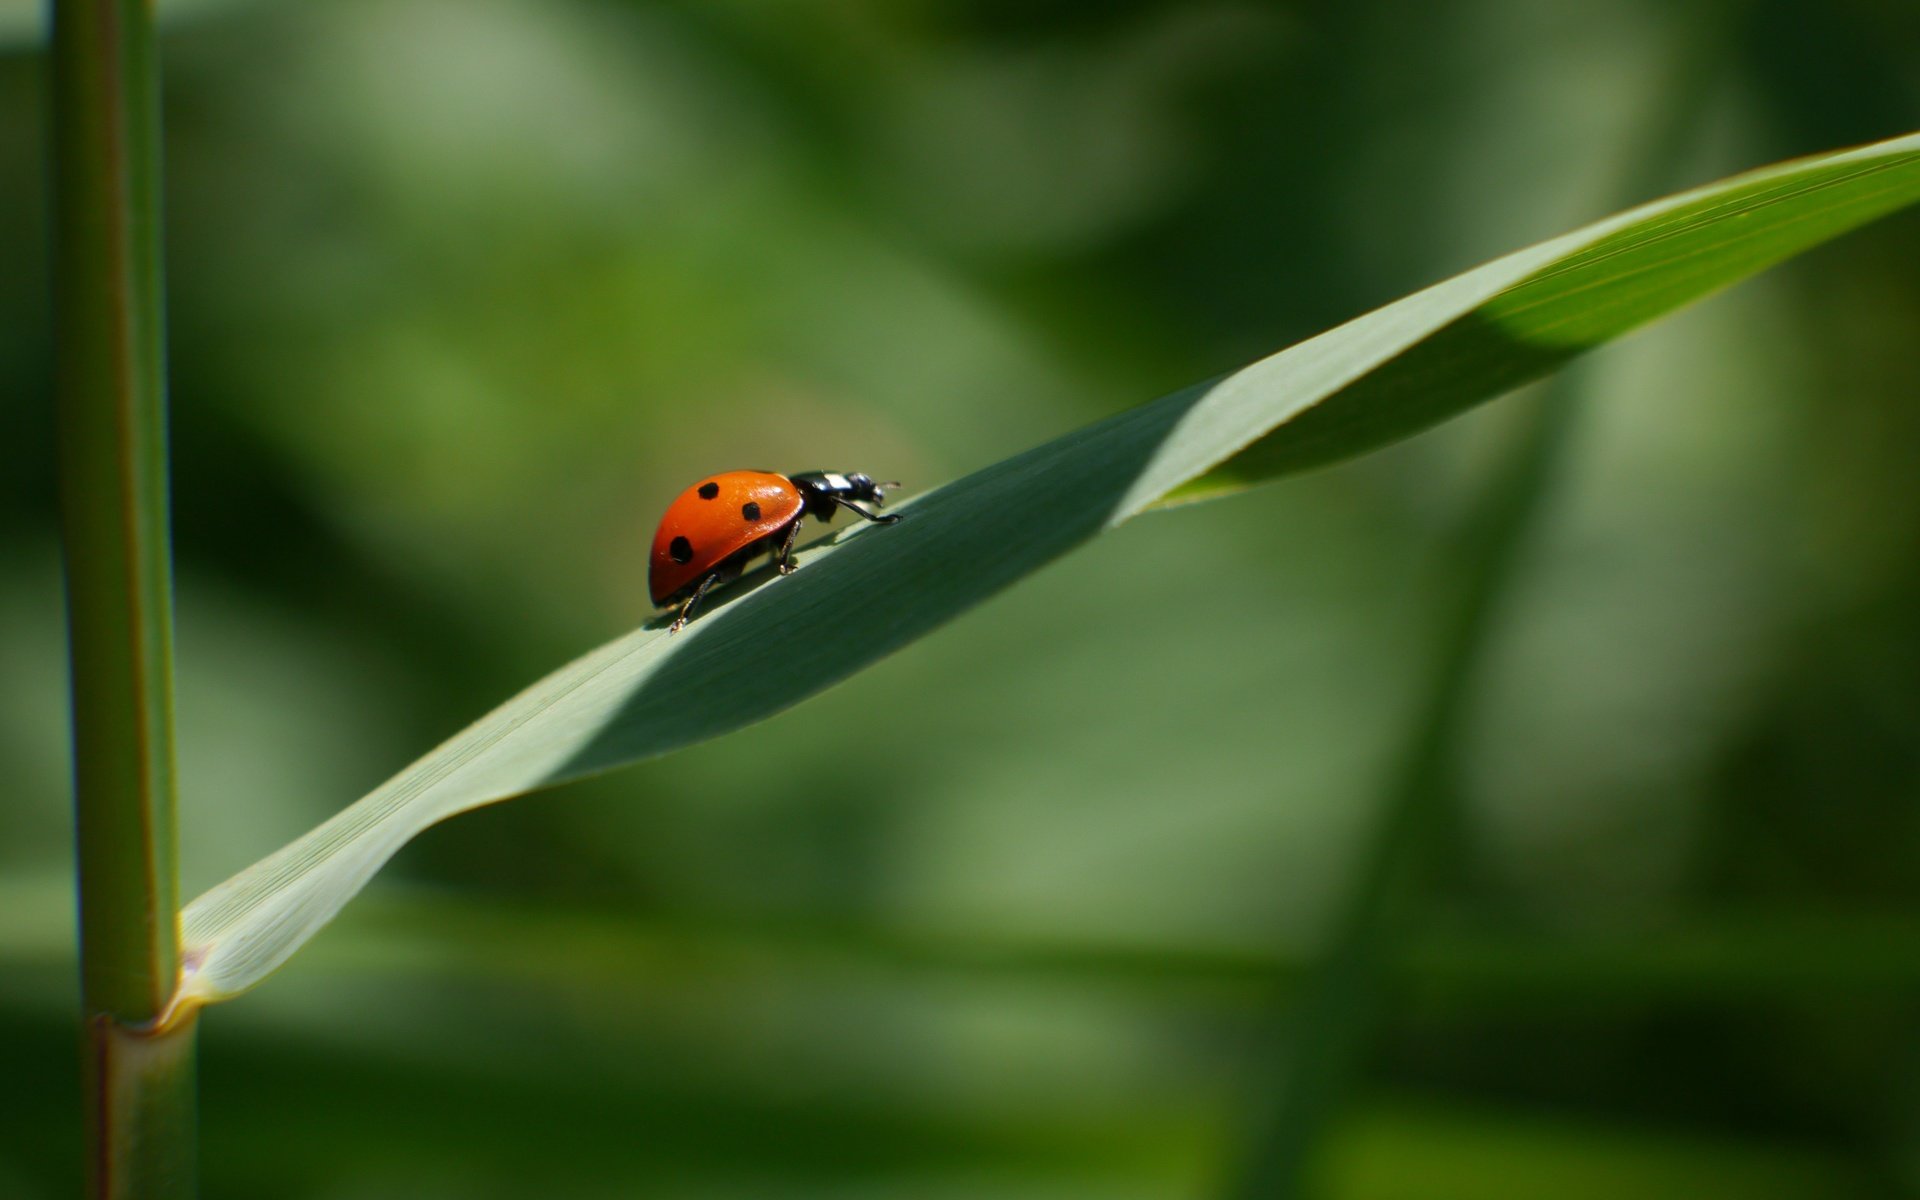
5 1 1920 1197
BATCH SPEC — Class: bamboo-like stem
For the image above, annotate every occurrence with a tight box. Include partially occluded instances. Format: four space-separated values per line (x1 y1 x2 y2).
53 0 196 1196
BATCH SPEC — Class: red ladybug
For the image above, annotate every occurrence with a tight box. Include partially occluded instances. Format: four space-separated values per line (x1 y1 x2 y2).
650 470 901 631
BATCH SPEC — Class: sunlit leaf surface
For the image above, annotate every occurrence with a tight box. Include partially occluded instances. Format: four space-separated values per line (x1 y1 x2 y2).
179 130 1920 1008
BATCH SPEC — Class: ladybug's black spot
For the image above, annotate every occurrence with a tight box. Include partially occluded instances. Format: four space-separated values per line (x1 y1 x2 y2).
741 501 761 521
668 536 694 564
697 482 720 500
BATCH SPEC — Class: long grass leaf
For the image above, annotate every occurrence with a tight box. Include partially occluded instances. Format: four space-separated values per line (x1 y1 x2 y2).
179 131 1920 1008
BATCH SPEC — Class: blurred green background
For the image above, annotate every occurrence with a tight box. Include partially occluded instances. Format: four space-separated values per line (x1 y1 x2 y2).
6 1 1920 1196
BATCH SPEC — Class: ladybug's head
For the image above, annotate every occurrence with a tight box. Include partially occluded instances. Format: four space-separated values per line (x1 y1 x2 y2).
790 470 903 524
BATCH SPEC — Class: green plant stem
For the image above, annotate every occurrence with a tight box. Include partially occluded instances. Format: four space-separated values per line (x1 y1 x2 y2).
84 1014 199 1198
53 0 195 1196
1224 14 1739 1195
1226 377 1583 1200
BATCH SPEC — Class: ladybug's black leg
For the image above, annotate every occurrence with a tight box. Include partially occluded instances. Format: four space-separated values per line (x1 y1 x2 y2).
773 517 803 576
832 499 900 525
670 571 721 633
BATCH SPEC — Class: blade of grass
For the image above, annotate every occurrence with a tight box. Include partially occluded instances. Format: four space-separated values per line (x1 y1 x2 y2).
1225 373 1586 1200
1224 26 1739 1191
53 1 196 1196
1159 144 1920 503
177 129 1920 1010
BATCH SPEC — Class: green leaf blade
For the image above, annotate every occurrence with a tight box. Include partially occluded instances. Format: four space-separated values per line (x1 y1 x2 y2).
1167 137 1920 502
179 129 1920 1008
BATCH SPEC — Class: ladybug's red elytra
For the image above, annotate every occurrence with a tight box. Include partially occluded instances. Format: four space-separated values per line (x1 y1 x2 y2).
649 470 901 631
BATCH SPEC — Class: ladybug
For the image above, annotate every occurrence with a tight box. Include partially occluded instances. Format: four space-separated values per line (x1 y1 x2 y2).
650 470 901 631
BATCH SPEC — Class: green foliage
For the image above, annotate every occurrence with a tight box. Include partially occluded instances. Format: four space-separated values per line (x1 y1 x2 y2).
11 4 1920 1197
178 131 1920 1008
